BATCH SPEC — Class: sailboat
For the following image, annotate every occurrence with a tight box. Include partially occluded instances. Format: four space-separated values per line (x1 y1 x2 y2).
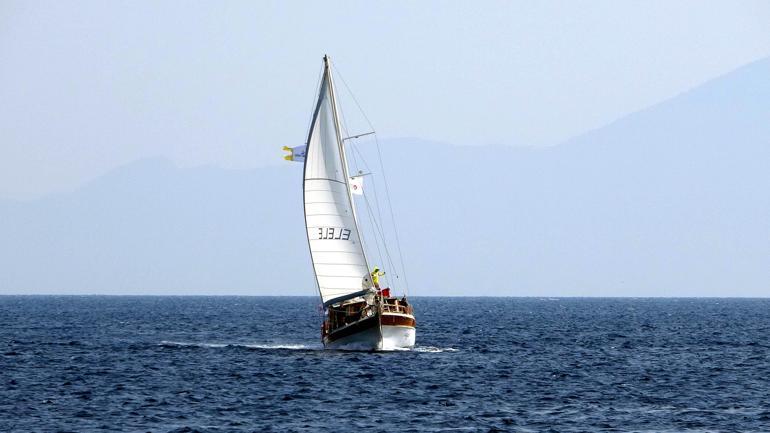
286 55 416 350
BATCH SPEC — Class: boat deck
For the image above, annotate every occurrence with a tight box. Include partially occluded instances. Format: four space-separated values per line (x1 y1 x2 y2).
322 293 414 340
381 296 414 316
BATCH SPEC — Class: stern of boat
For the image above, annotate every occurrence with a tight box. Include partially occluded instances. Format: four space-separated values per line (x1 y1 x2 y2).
380 295 416 350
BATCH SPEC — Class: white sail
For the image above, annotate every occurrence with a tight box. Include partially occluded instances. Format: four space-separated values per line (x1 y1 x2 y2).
303 57 371 307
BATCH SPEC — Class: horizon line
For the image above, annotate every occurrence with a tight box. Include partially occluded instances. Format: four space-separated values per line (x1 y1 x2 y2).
1 294 768 299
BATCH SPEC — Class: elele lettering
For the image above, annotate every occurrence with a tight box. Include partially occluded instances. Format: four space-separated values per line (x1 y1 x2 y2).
317 227 352 240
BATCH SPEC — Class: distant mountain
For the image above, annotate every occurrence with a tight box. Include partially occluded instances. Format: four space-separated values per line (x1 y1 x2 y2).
0 159 308 294
2 57 768 296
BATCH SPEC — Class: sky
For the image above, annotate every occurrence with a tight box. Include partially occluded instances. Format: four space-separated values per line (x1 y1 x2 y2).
1 0 770 200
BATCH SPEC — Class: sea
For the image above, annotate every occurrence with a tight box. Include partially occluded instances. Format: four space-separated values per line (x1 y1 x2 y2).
1 296 769 432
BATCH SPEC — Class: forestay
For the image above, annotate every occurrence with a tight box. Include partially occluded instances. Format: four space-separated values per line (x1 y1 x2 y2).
303 58 371 307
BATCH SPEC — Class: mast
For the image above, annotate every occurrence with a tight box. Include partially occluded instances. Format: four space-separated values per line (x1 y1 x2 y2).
324 55 372 277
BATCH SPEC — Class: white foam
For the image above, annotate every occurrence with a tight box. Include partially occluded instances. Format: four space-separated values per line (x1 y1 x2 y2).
159 341 226 348
379 345 411 352
412 346 459 353
159 341 320 350
158 341 457 353
243 343 318 350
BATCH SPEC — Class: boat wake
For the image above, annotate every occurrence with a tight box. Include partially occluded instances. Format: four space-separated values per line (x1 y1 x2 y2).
158 341 456 353
412 346 459 353
158 341 322 350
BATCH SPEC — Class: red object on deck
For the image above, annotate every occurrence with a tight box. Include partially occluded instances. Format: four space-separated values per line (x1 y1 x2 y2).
379 288 391 297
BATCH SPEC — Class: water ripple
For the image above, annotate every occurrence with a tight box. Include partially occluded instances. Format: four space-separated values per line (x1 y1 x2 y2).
2 296 769 432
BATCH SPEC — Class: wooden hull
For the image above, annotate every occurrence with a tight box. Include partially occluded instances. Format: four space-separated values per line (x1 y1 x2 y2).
324 314 381 350
323 312 416 351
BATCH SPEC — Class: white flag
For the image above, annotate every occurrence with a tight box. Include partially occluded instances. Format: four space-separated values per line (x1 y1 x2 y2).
349 176 363 195
282 145 307 162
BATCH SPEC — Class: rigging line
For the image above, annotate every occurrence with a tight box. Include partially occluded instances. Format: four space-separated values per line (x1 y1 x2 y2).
331 67 362 140
343 141 403 293
368 198 398 293
362 190 386 281
333 71 360 160
348 140 395 283
333 70 390 277
332 64 377 140
361 190 390 288
354 163 386 278
373 133 411 295
349 179 374 276
347 144 385 276
330 69 388 238
348 143 392 277
335 65 410 295
362 191 399 291
348 143 383 220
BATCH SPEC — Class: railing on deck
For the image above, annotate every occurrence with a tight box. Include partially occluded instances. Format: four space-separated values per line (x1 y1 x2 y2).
325 293 413 333
380 296 413 315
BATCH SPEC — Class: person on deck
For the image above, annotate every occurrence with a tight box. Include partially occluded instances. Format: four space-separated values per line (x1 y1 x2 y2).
371 267 385 289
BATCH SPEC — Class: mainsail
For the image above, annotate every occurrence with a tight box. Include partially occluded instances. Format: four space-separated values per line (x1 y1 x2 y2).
303 57 371 307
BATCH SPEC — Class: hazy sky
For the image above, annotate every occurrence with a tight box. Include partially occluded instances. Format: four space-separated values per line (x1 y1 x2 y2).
1 0 769 199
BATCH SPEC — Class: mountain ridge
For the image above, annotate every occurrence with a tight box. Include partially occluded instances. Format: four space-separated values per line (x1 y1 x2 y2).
2 57 768 296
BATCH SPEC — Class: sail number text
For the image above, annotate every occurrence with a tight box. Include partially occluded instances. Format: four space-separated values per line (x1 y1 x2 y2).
318 227 352 241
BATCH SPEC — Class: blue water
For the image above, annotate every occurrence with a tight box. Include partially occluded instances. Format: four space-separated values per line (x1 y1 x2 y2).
2 296 770 432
